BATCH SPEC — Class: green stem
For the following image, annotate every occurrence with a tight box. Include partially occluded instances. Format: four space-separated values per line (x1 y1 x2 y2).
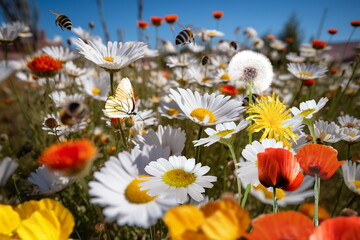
347 143 352 160
248 81 253 144
109 72 114 95
341 27 356 61
195 126 203 162
308 123 317 144
2 42 8 66
228 143 242 204
13 179 22 203
314 175 320 227
59 192 82 240
331 179 344 217
290 80 303 107
273 187 278 213
241 183 251 208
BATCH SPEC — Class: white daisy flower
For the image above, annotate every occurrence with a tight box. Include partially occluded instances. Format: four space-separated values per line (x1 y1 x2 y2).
292 134 310 152
237 139 288 187
270 40 287 50
244 176 314 207
0 21 24 42
300 43 316 58
165 53 197 68
286 97 329 124
205 29 224 38
42 113 88 136
228 50 274 93
338 115 360 128
193 120 249 147
89 145 177 228
27 165 77 195
0 157 18 186
74 38 147 73
144 47 159 58
158 95 187 120
286 52 306 63
252 37 264 50
139 156 217 203
340 127 360 143
160 40 177 54
314 120 342 143
82 73 110 101
49 91 85 108
342 161 360 195
42 46 78 62
71 26 101 43
187 66 220 87
243 27 257 38
169 87 245 126
64 61 90 78
0 60 17 83
287 63 327 80
137 125 186 156
187 44 205 53
215 68 233 82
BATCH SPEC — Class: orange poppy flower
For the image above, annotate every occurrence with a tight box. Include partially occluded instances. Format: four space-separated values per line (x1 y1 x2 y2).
327 28 338 35
219 85 238 96
299 203 330 223
164 15 178 24
151 16 163 26
303 79 316 86
312 40 327 50
137 20 149 29
245 211 315 240
267 35 275 40
212 11 224 19
329 67 339 74
310 216 360 240
38 139 96 176
257 148 304 191
350 20 360 27
27 54 63 78
296 144 344 179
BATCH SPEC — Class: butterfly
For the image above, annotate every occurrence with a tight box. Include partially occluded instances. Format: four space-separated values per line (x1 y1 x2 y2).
105 78 137 118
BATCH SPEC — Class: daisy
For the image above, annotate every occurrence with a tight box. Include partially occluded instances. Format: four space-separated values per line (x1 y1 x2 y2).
170 88 244 126
88 145 177 228
252 37 264 49
228 50 274 93
243 27 257 38
82 73 110 101
71 26 100 43
187 43 205 53
286 52 306 63
158 95 187 120
49 91 85 108
42 112 88 136
187 66 220 87
314 120 342 144
340 127 360 143
64 61 90 78
27 165 77 195
42 46 78 62
270 39 287 50
338 114 359 128
300 43 316 58
237 139 288 187
287 63 327 80
0 157 18 186
286 97 329 124
165 53 197 68
0 21 24 42
245 176 314 207
160 40 177 53
139 156 217 203
74 38 147 73
193 120 249 147
0 60 17 83
341 161 360 195
205 29 224 38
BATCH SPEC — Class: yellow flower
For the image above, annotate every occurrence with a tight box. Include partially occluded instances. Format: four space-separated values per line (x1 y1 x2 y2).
246 94 297 148
0 205 21 238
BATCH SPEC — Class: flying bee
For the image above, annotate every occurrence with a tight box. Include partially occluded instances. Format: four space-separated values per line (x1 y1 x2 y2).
60 101 89 126
241 94 259 107
229 41 238 50
201 55 210 66
50 10 72 30
175 28 195 45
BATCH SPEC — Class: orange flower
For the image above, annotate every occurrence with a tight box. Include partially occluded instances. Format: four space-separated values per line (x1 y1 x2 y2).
219 85 238 96
137 20 149 29
38 139 96 176
257 148 304 191
310 216 360 240
27 54 63 78
312 40 327 50
329 67 339 74
164 15 178 24
151 16 163 26
303 79 316 86
296 144 344 179
212 11 224 19
285 37 294 43
267 35 275 40
245 211 315 240
327 28 338 35
350 20 360 27
299 203 330 223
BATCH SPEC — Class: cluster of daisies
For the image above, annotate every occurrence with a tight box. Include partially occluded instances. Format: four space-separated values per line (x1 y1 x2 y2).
0 15 360 239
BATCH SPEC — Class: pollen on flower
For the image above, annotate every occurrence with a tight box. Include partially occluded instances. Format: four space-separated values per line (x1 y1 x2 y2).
219 63 227 69
103 56 114 62
220 74 230 80
167 108 179 116
351 180 360 189
190 108 216 123
125 176 156 204
92 88 101 95
253 184 285 200
297 72 313 78
215 129 235 137
299 108 315 117
162 169 196 187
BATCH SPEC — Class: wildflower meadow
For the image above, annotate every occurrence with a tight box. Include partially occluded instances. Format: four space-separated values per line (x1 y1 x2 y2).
0 1 360 239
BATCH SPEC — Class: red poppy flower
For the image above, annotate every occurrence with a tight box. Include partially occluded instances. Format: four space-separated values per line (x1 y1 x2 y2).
164 15 178 24
257 148 304 191
296 144 344 179
267 35 275 40
350 20 360 27
329 67 339 74
137 20 149 29
38 139 97 176
310 217 360 240
212 11 224 19
27 54 63 78
219 85 238 96
245 211 315 240
327 28 338 35
303 79 316 86
312 40 327 50
151 16 163 26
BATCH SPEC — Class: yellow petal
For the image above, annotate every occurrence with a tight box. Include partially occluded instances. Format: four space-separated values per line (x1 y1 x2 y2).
0 204 20 236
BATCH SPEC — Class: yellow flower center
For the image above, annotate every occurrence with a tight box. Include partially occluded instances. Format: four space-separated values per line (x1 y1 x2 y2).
103 56 114 62
299 108 315 117
220 74 230 80
207 31 216 37
254 184 285 200
215 129 235 137
351 180 360 189
190 108 216 123
298 72 313 77
346 123 356 128
92 88 101 95
162 169 196 187
202 77 211 83
125 175 156 204
219 63 227 69
167 108 179 116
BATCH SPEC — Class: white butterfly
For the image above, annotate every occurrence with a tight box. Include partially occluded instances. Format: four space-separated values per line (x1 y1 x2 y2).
105 78 137 118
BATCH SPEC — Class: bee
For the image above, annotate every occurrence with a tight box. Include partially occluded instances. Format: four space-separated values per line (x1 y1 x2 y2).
241 94 259 107
175 29 195 45
50 10 72 30
60 101 89 126
229 41 238 50
201 55 209 66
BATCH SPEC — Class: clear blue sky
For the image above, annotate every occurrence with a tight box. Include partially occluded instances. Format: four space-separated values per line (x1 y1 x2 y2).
2 0 360 47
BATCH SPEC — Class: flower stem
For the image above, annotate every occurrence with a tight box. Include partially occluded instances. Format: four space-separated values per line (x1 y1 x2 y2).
195 125 203 162
248 81 253 144
347 143 352 160
314 175 320 227
290 80 303 107
241 183 251 208
109 72 114 95
331 179 344 217
272 187 278 213
228 143 242 204
308 123 317 144
341 27 356 61
2 42 8 66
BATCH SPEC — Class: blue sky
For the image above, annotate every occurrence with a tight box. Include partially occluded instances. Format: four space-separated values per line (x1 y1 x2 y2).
2 0 360 48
